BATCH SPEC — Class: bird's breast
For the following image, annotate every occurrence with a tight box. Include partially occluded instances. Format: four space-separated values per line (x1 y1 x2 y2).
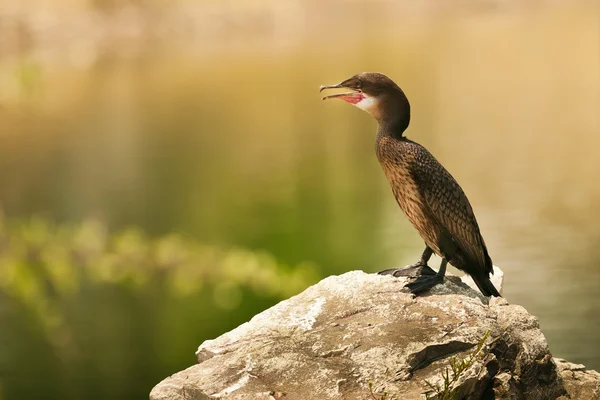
379 158 422 214
379 156 426 218
376 141 440 252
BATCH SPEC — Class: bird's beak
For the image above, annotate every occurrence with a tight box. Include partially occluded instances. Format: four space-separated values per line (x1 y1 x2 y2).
319 83 343 92
320 82 365 104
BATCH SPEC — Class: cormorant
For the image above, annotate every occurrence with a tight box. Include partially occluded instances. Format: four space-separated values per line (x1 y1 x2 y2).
320 72 500 297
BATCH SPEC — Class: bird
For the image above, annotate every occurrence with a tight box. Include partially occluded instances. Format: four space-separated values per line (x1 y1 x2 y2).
320 72 500 297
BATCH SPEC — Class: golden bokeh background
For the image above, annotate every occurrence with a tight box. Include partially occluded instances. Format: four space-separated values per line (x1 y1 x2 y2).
0 1 598 399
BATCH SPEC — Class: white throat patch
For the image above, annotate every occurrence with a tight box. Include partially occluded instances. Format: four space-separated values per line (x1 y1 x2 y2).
354 95 378 112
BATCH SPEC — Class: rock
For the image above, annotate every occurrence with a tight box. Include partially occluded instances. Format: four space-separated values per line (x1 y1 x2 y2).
150 270 598 400
555 358 600 400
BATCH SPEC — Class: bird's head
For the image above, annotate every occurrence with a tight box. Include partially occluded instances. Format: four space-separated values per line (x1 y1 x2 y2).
320 72 410 133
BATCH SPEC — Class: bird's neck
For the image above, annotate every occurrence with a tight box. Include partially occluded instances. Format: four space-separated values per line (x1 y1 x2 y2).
376 116 409 140
374 96 410 140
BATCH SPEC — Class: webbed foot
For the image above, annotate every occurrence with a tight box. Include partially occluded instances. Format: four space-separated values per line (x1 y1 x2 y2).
404 273 444 294
378 263 437 278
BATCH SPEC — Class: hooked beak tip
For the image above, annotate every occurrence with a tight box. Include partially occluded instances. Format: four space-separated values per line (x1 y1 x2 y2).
319 83 342 93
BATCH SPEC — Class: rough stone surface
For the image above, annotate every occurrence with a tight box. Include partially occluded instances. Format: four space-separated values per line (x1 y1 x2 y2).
555 358 600 400
150 270 599 400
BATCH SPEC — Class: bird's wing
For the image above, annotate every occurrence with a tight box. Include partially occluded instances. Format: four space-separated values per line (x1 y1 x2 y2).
408 141 492 274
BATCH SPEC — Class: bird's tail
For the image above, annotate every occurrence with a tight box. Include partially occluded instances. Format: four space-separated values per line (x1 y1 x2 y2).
471 273 501 297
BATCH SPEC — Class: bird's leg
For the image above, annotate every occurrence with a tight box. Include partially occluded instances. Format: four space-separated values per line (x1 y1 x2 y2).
404 259 447 294
378 246 437 277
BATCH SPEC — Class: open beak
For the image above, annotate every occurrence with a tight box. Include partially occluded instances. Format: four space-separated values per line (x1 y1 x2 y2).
320 82 365 104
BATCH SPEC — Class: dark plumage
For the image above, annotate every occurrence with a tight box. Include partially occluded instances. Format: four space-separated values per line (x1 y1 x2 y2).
321 72 500 297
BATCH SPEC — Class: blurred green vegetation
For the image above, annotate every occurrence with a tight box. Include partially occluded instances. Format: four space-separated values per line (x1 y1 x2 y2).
0 214 319 400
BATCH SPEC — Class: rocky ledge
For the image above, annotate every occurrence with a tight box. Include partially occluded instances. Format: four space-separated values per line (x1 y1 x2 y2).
150 270 599 399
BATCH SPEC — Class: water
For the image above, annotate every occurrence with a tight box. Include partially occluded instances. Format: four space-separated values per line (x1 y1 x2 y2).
0 2 599 399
